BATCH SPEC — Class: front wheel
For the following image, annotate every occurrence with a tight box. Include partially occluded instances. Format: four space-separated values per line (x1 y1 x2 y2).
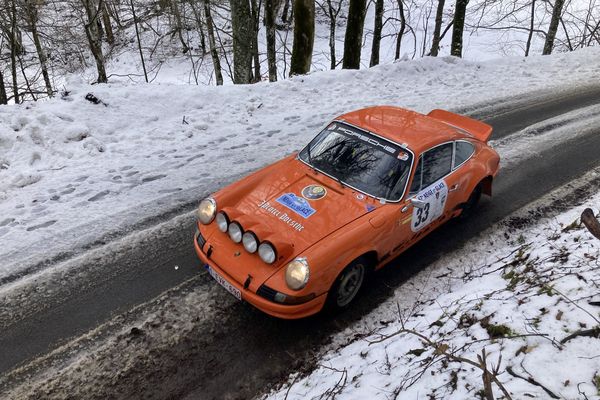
326 258 367 312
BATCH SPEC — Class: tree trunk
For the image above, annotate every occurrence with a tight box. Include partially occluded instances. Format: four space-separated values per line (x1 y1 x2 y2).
525 0 535 56
265 0 277 81
83 0 108 83
130 0 148 82
543 0 565 54
230 0 254 83
450 0 469 57
0 70 7 105
281 0 291 24
170 0 190 53
251 0 261 82
395 0 406 59
369 0 383 67
429 0 445 56
204 0 223 85
289 0 315 75
29 9 53 97
24 0 52 97
9 0 19 103
102 2 115 44
326 0 337 69
343 0 367 69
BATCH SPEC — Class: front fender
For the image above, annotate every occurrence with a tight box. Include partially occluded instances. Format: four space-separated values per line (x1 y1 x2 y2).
272 212 382 297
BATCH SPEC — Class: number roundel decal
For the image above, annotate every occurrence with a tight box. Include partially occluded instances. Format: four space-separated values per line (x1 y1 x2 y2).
411 180 448 232
302 185 327 200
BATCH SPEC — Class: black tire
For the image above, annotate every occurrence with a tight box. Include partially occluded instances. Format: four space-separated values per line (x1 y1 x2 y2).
458 183 482 220
325 258 367 312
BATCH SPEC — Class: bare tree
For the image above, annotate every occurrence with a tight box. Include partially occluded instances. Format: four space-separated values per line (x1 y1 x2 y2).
525 0 536 56
23 0 53 96
543 0 565 54
395 0 406 59
250 0 261 82
204 0 223 85
369 0 383 66
0 69 7 104
342 0 367 69
101 2 114 45
170 0 189 53
429 0 445 56
290 0 314 75
82 0 108 83
230 0 253 83
265 0 277 80
451 0 469 57
8 0 20 102
317 0 343 69
129 0 147 82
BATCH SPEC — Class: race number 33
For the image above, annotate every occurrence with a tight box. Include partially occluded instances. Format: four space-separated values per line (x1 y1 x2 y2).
411 180 448 232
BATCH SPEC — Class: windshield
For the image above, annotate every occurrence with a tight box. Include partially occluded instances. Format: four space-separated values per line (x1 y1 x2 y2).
299 122 413 201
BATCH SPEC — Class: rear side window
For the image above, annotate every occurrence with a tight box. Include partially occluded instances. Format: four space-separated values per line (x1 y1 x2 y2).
422 143 453 187
453 141 475 169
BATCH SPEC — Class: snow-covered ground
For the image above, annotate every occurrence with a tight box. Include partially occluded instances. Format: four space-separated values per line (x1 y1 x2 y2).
264 184 600 399
1 47 600 280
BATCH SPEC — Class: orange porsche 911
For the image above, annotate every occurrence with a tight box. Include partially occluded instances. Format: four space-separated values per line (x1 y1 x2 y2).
193 106 500 319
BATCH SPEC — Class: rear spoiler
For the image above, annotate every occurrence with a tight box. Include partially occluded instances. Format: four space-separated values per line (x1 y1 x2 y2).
427 109 493 143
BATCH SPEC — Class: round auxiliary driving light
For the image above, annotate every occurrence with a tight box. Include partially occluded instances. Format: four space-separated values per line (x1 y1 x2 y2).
242 231 259 253
258 242 277 264
216 212 229 232
228 222 243 243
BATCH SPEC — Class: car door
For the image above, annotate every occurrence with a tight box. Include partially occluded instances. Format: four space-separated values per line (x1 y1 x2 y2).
407 142 454 237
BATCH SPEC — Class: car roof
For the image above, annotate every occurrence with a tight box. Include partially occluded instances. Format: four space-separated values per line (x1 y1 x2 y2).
336 106 471 154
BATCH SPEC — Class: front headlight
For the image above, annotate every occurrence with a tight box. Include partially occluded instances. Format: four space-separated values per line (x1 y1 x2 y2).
258 242 277 264
197 198 217 224
285 258 310 290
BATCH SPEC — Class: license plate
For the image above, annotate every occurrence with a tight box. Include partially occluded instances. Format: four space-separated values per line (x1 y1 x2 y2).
206 265 242 301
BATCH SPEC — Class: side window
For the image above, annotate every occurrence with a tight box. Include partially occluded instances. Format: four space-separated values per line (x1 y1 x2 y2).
422 143 453 187
453 141 475 169
409 157 423 194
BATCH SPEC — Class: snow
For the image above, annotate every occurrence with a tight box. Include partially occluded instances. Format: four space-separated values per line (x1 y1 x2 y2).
264 185 600 400
1 47 600 280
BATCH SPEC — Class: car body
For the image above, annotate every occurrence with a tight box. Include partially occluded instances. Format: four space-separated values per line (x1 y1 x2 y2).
193 106 500 319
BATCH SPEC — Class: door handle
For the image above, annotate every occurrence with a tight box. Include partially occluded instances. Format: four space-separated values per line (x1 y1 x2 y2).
449 184 459 192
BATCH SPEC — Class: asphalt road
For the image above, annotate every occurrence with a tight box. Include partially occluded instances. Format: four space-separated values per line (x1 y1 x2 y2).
1 85 600 399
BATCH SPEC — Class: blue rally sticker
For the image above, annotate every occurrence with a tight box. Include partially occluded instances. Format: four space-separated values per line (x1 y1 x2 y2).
276 193 316 219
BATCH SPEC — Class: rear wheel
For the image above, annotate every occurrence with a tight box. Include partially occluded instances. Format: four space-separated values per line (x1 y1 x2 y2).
326 258 367 312
459 183 482 220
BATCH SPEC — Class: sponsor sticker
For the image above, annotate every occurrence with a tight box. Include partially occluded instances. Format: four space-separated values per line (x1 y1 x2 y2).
302 185 327 200
397 151 409 161
410 179 448 232
258 200 305 231
276 193 316 219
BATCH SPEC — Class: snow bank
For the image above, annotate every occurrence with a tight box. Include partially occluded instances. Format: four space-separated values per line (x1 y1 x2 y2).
264 189 600 399
1 48 600 279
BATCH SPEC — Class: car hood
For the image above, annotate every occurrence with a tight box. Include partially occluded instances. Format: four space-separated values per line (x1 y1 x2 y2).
229 158 378 257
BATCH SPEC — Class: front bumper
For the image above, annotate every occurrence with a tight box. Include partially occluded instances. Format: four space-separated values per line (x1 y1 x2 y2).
193 230 326 319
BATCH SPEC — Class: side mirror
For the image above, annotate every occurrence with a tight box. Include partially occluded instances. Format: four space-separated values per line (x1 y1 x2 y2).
410 198 426 209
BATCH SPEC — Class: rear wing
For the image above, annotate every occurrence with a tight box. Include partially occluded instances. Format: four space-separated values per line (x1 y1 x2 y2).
427 109 493 143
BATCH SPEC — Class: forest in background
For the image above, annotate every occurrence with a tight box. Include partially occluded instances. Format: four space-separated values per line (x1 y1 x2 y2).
0 0 598 104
